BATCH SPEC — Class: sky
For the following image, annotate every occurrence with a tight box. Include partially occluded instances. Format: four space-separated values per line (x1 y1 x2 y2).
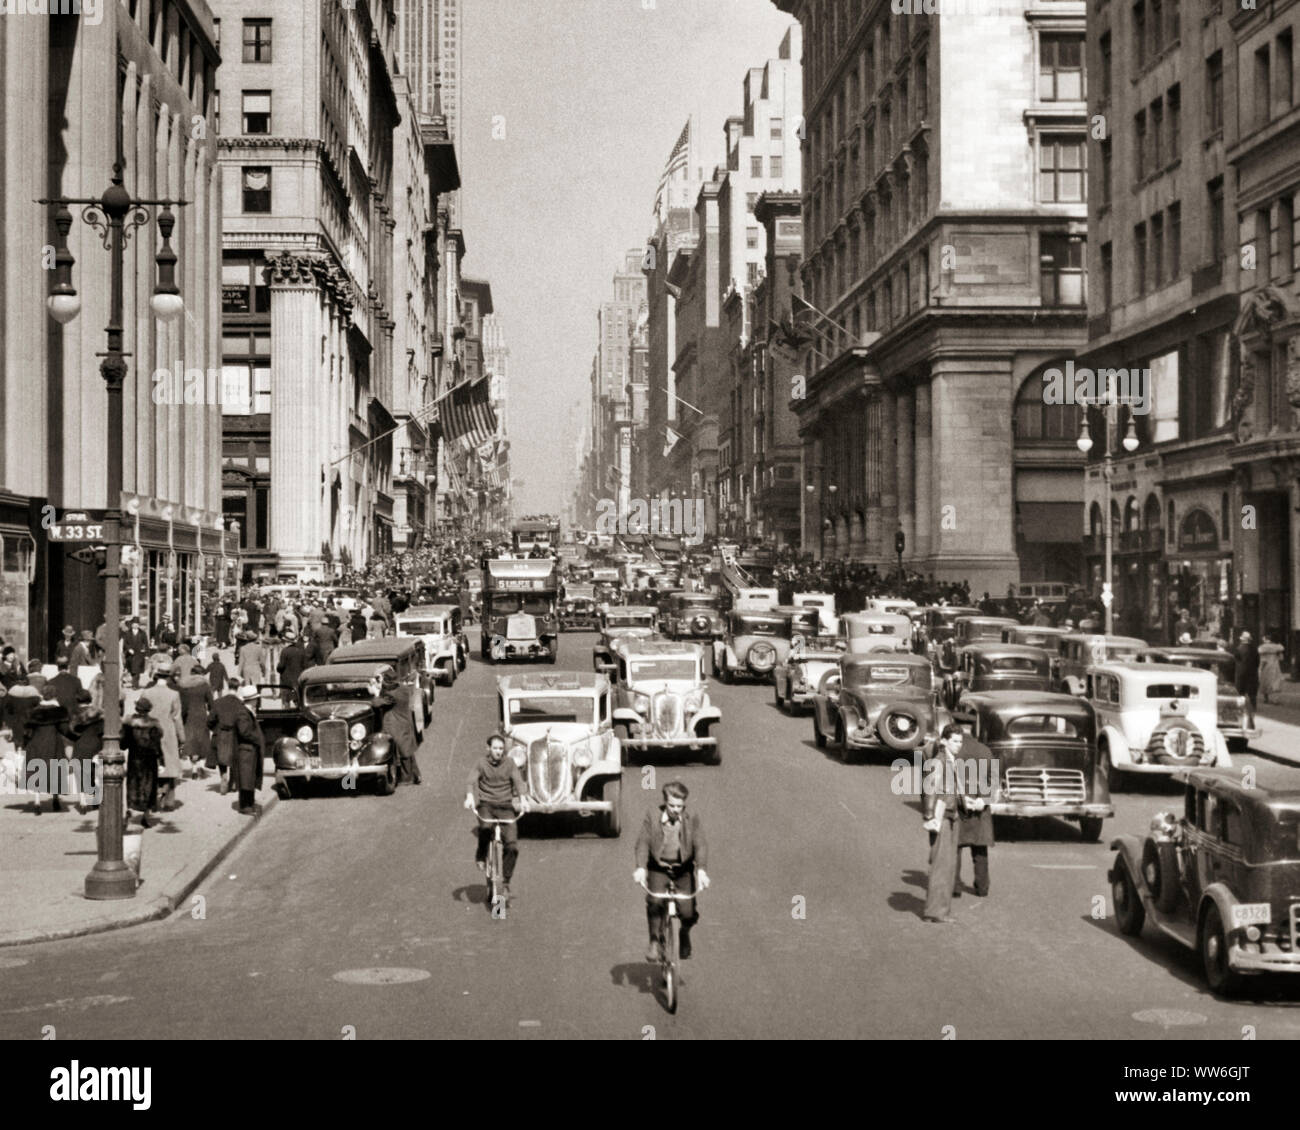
458 0 797 517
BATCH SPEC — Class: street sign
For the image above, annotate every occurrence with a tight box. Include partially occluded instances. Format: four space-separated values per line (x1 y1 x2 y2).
48 510 106 542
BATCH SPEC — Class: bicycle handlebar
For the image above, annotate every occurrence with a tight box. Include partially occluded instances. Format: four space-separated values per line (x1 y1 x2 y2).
638 882 699 900
470 806 520 825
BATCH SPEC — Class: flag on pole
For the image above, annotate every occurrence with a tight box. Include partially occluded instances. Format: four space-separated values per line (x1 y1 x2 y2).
653 118 691 219
434 377 498 447
663 425 682 458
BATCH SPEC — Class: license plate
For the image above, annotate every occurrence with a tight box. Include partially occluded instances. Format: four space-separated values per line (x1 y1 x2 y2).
310 756 321 769
1229 903 1271 929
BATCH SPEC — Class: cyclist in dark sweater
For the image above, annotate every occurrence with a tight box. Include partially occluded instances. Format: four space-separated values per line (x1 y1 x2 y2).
463 733 528 896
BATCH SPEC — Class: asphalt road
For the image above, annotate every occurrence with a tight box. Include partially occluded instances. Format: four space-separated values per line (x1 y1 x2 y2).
3 629 1300 1040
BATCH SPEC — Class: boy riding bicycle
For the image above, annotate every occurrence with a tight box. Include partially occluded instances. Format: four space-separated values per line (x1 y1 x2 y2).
464 733 528 898
633 781 710 961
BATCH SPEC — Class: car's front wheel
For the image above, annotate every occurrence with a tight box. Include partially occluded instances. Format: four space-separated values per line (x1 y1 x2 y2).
600 776 622 838
1078 815 1104 843
813 715 826 748
1111 858 1145 937
614 724 630 766
375 760 397 796
1200 903 1243 996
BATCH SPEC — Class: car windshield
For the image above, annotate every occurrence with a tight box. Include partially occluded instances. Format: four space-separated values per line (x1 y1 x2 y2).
849 664 923 687
1145 684 1201 699
608 615 652 628
396 621 444 635
1108 645 1142 660
1006 715 1081 737
984 656 1048 674
968 623 1006 640
303 683 374 704
490 596 552 617
508 696 595 724
630 659 698 681
736 618 785 635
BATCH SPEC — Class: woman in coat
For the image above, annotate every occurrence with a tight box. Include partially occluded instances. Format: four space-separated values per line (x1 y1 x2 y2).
3 674 41 740
177 672 214 775
22 686 77 813
69 688 103 812
122 696 163 825
1259 636 1286 704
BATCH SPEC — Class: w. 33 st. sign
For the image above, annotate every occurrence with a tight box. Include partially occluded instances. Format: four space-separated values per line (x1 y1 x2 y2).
47 510 106 542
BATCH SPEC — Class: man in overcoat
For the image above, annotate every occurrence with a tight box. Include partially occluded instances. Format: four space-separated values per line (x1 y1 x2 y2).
921 725 994 921
122 618 149 689
208 677 247 793
232 684 265 814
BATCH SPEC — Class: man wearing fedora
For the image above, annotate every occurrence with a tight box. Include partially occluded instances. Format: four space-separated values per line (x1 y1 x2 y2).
232 684 265 815
275 629 309 707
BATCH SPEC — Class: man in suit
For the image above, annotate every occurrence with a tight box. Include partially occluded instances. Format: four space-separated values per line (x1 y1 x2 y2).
54 625 78 665
122 618 149 689
921 724 994 922
276 631 308 706
633 780 711 961
171 642 201 682
68 630 97 673
311 617 338 666
377 668 421 785
46 656 82 718
232 685 265 815
1236 630 1261 727
145 660 186 812
208 676 247 794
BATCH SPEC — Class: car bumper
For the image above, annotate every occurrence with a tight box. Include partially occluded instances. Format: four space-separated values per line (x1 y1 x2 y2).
1228 948 1300 973
988 802 1114 818
1219 725 1261 741
621 734 718 750
276 764 387 782
524 799 613 815
1124 760 1220 774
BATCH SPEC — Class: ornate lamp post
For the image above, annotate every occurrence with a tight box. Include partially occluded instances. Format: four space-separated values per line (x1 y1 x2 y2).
1077 407 1139 636
40 160 187 900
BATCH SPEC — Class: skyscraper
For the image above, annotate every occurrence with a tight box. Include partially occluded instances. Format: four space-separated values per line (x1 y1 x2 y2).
395 0 462 220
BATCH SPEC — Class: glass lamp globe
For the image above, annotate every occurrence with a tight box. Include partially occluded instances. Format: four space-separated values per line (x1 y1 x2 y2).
151 292 185 322
47 292 81 324
1076 433 1094 455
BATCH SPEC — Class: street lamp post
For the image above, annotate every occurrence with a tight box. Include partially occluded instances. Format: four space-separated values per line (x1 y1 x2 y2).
1077 406 1138 637
40 160 187 901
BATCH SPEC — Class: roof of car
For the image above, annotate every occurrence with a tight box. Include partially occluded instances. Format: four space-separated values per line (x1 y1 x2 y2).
1006 625 1070 635
1060 633 1147 647
1138 646 1233 661
1091 660 1217 680
841 652 930 670
959 642 1053 660
926 605 981 616
300 662 391 684
960 690 1093 714
957 615 1020 626
605 605 657 616
397 605 455 617
1180 765 1300 806
498 672 606 694
614 639 703 658
329 638 422 662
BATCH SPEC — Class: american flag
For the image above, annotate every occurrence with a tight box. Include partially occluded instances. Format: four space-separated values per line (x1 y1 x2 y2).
653 118 691 217
433 377 498 447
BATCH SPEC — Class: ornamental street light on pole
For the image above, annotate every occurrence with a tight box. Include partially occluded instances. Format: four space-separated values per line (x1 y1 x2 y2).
40 153 188 901
1077 403 1138 636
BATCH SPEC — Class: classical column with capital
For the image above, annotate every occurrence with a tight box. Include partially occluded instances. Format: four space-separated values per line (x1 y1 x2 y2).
880 389 898 565
915 380 932 564
897 388 916 564
864 394 883 560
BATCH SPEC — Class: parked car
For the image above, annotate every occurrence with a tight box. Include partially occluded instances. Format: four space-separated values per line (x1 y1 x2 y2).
1052 632 1146 695
392 603 467 687
1136 646 1259 752
913 605 981 661
949 691 1112 841
1110 765 1300 994
661 591 726 647
592 606 659 677
936 616 1020 674
842 610 914 655
713 608 792 684
559 583 599 631
269 663 403 798
1002 624 1070 650
1086 662 1231 789
810 653 942 761
609 639 721 765
329 637 433 733
497 671 623 836
773 636 847 713
942 642 1054 710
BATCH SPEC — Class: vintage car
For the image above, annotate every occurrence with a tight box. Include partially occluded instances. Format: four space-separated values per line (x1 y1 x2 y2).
592 606 660 676
1002 624 1070 650
1086 662 1232 788
949 691 1112 841
942 642 1054 710
792 592 839 636
609 639 721 765
774 605 823 645
661 591 726 646
1137 646 1259 752
559 583 599 631
865 597 918 616
392 603 467 687
713 608 792 683
1052 632 1146 694
589 567 623 608
329 637 433 734
912 605 981 661
269 663 404 798
773 635 847 713
936 616 1021 673
497 671 623 836
1110 766 1300 994
842 610 914 655
811 653 941 760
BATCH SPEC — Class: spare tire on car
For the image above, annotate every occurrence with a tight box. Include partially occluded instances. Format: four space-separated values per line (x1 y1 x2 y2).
748 642 777 674
1141 837 1182 914
877 702 926 751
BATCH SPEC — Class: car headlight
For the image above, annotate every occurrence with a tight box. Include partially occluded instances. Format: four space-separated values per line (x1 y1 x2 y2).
684 690 704 713
350 722 367 741
296 725 313 744
574 747 593 768
510 744 528 767
633 693 651 713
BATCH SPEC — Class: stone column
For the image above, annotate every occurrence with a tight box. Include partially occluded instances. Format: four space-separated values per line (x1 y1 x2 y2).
881 388 899 565
914 380 932 565
807 435 822 559
864 394 883 560
897 387 916 563
269 255 323 573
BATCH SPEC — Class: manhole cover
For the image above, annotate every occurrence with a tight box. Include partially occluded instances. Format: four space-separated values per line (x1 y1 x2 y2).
0 956 30 969
333 968 430 985
1132 1008 1208 1028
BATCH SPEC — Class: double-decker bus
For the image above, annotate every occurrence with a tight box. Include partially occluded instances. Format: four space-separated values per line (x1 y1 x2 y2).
511 518 561 556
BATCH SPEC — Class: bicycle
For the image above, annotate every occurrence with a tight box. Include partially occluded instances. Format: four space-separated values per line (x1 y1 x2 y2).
640 878 699 1013
472 806 520 919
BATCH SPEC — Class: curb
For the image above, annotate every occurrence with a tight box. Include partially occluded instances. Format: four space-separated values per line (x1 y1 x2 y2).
0 791 279 949
1245 747 1300 770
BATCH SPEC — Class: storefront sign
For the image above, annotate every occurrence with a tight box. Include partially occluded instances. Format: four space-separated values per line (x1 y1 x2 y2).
47 510 106 542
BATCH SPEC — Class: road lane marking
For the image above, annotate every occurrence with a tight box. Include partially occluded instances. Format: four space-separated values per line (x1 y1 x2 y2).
1132 1008 1207 1028
1032 864 1099 870
332 968 431 985
519 1020 541 1027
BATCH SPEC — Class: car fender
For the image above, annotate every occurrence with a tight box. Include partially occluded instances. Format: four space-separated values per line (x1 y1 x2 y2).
1099 724 1133 766
810 694 831 732
1211 729 1232 767
1109 833 1146 888
273 735 305 767
1197 882 1244 936
773 667 786 694
612 707 642 727
1062 674 1086 696
691 705 722 732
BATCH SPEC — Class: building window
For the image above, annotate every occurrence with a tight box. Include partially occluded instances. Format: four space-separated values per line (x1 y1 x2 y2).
212 16 218 46
1208 178 1224 263
221 330 271 415
1168 83 1181 155
1278 195 1296 278
750 155 763 178
915 55 927 118
1168 201 1181 278
1134 110 1147 181
770 118 783 139
242 18 271 63
1133 1 1146 69
221 254 270 316
1041 234 1085 305
771 155 783 179
1100 32 1111 99
242 166 271 213
1206 51 1223 133
1100 241 1113 307
1100 138 1112 204
746 227 760 250
1185 330 1230 438
1134 221 1148 293
213 90 219 135
1255 44 1271 130
1039 134 1086 202
1015 370 1083 440
1280 30 1295 111
1255 207 1272 283
241 90 271 135
1150 96 1164 170
1040 34 1086 100
746 192 758 213
1151 212 1165 286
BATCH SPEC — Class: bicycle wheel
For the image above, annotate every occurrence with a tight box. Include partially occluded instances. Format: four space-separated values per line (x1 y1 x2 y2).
664 914 679 1014
489 838 505 917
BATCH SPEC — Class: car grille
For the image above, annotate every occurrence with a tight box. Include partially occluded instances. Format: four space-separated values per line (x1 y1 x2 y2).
1145 725 1208 764
528 737 571 804
507 614 535 640
1001 767 1086 805
1217 697 1243 726
317 719 349 768
653 693 683 737
1291 903 1300 951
